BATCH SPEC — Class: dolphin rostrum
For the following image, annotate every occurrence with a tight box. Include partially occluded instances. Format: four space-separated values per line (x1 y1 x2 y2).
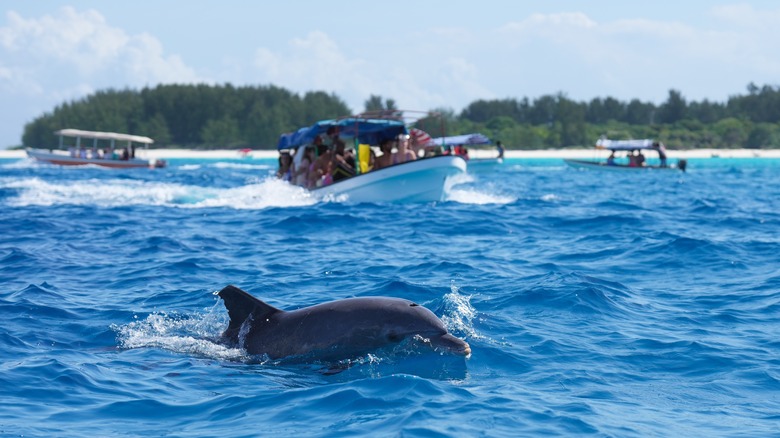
217 285 471 360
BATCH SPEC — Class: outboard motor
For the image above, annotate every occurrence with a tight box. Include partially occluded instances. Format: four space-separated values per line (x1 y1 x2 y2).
677 159 687 172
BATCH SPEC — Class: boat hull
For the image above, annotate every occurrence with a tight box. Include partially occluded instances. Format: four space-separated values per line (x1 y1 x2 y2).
564 159 684 172
312 155 467 203
26 148 165 169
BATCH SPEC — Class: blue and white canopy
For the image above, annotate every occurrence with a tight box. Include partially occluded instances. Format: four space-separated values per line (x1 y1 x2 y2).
595 138 656 151
277 117 408 150
428 133 491 147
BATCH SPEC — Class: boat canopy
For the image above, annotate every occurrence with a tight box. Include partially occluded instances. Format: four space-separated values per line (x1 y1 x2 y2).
277 117 408 150
428 133 491 147
595 138 655 151
55 129 154 145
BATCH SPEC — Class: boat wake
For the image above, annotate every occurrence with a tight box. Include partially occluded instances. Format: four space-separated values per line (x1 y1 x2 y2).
447 187 516 204
178 162 273 171
445 173 516 204
1 176 317 209
1 173 515 207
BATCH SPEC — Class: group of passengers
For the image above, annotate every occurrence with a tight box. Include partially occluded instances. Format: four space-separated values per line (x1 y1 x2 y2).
606 150 646 167
68 147 135 161
276 130 421 188
605 141 667 168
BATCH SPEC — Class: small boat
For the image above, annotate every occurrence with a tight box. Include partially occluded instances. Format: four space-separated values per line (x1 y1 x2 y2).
26 129 166 169
564 138 686 172
276 113 467 203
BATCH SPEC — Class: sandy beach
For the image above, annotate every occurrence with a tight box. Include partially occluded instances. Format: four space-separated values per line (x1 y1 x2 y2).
2 148 779 160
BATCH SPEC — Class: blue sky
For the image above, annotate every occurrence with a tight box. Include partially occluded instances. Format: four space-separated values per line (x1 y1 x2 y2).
2 1 779 148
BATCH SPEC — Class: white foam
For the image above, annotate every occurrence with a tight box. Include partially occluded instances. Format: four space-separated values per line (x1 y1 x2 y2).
1 176 317 209
446 188 516 205
112 307 249 362
443 173 516 204
211 162 273 171
441 281 482 340
1 158 39 169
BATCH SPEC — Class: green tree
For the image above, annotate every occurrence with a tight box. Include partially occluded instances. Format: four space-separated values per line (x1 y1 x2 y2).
713 118 748 148
363 95 397 112
746 123 777 149
658 89 687 124
201 116 242 147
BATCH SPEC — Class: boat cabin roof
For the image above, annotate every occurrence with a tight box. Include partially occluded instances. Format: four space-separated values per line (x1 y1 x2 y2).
596 138 657 151
55 129 154 145
277 117 408 150
428 133 490 147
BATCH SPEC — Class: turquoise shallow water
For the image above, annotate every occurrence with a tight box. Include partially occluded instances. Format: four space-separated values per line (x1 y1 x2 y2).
1 156 779 437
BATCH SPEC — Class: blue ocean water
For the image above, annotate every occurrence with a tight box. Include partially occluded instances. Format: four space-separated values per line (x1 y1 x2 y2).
1 155 779 437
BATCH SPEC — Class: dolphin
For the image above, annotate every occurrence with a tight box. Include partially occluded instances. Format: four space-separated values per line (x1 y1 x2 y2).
217 285 471 360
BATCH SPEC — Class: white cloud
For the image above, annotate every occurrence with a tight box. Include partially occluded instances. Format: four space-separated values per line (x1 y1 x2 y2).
499 12 597 43
254 30 371 108
492 9 780 102
252 30 495 113
0 6 205 147
0 7 202 94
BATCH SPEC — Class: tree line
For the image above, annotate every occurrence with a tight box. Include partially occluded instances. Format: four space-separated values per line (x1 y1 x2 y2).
22 82 780 150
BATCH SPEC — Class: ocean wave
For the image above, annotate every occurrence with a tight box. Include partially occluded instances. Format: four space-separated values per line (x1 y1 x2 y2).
1 176 317 209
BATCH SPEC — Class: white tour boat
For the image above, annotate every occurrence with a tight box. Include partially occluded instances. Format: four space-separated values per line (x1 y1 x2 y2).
26 129 166 169
277 114 467 203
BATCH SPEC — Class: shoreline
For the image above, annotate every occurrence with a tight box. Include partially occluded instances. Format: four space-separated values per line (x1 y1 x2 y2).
3 148 780 160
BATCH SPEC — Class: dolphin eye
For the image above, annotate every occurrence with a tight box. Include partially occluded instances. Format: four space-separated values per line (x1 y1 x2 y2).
409 303 419 307
387 332 402 342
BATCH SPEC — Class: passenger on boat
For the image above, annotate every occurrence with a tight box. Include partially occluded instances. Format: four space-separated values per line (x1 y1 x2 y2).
653 141 668 167
276 151 293 181
308 144 332 187
367 148 377 171
628 150 638 167
496 141 505 159
374 139 395 170
293 146 314 187
607 151 617 166
397 134 416 163
331 139 356 182
325 126 340 145
636 150 646 167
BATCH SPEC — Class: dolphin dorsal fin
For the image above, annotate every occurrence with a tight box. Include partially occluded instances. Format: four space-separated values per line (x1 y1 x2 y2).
218 285 282 339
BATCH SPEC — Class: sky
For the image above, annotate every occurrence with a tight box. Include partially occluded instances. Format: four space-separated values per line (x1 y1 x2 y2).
2 1 780 148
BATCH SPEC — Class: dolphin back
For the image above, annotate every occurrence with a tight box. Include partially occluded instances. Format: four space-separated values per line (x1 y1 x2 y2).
218 285 282 341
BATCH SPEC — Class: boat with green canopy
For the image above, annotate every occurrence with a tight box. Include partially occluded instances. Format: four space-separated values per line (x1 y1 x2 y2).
564 138 686 172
